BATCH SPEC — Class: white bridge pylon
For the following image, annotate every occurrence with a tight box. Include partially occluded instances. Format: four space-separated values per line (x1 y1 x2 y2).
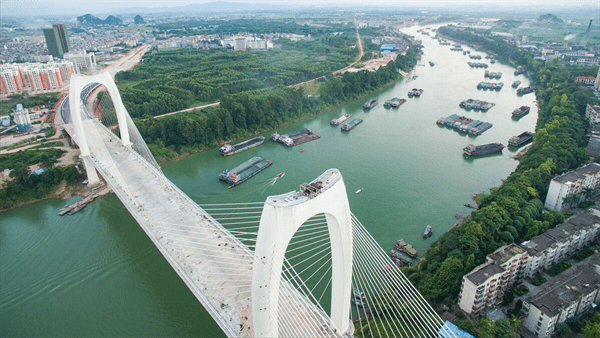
69 70 131 185
253 170 353 337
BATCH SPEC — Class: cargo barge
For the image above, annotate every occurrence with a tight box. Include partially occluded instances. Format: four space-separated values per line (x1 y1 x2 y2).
219 156 272 186
363 98 378 109
330 114 351 125
484 71 502 79
517 86 535 95
512 106 531 118
463 143 505 158
468 62 488 68
512 80 521 88
341 118 363 131
459 99 495 111
408 88 423 97
271 128 321 147
437 114 493 135
508 131 534 147
477 82 503 91
391 98 406 108
384 97 404 108
390 250 413 266
219 136 265 156
394 239 418 258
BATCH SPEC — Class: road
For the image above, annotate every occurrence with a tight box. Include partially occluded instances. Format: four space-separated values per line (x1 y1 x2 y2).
289 28 364 89
103 44 152 77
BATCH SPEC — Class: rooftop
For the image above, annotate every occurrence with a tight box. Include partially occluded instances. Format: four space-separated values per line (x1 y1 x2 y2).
489 243 525 265
552 163 600 185
520 213 600 256
525 254 600 317
466 262 504 285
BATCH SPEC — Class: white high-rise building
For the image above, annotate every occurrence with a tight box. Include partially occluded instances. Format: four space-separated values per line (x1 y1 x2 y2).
64 51 96 71
544 163 600 211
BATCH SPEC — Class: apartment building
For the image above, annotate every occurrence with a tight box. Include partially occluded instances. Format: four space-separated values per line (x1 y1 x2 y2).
522 256 600 338
521 213 600 277
458 244 529 316
0 65 25 94
544 163 600 211
23 65 63 92
586 104 600 125
64 51 96 71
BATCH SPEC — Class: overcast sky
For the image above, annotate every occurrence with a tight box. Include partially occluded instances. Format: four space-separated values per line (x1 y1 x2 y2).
2 0 598 17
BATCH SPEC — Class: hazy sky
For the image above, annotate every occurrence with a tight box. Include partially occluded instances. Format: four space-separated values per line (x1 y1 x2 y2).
2 0 598 17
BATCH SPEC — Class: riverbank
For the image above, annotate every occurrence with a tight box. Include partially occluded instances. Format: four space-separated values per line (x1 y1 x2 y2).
0 177 113 214
153 73 406 165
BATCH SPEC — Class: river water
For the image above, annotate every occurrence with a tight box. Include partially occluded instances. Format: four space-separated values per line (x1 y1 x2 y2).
0 24 538 337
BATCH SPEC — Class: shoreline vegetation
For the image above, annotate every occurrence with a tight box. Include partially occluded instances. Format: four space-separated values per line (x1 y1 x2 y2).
385 25 598 336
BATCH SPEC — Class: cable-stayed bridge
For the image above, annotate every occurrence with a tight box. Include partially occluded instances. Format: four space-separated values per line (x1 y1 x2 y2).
59 71 455 338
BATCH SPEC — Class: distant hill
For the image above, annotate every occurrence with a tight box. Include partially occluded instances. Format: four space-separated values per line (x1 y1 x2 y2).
77 14 123 26
538 14 563 24
134 15 145 24
117 1 283 14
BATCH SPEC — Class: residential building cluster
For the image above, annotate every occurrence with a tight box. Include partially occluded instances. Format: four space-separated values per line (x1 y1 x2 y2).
522 255 600 338
0 61 77 96
458 212 600 338
544 163 600 212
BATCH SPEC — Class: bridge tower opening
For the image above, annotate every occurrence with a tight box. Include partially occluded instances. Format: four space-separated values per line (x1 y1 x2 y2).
252 169 353 337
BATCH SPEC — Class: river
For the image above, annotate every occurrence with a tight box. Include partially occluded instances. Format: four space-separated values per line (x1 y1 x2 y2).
0 24 538 337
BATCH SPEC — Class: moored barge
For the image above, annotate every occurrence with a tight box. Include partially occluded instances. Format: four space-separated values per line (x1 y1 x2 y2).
331 114 351 125
394 239 418 258
271 128 321 146
463 143 505 158
512 106 531 118
517 86 535 95
363 98 378 109
408 88 423 97
341 118 363 131
219 136 265 156
508 131 534 147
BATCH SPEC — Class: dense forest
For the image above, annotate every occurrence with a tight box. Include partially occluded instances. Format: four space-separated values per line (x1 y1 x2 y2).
115 34 360 118
152 18 380 38
398 26 598 307
134 49 416 161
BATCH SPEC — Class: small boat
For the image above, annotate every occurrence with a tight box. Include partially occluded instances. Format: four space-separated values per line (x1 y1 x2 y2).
464 203 478 209
429 61 434 66
277 172 285 178
300 149 305 152
423 225 433 238
351 288 366 307
228 184 234 189
355 188 363 194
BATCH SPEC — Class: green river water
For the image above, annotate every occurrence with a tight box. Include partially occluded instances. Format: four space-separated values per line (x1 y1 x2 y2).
1 24 538 337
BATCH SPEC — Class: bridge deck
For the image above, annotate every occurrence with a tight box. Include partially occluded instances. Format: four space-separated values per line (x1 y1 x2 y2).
73 118 338 337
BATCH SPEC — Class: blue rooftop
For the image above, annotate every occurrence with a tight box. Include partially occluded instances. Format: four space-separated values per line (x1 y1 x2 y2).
438 321 475 338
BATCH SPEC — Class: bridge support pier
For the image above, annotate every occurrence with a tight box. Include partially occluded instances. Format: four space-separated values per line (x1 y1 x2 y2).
82 155 100 185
